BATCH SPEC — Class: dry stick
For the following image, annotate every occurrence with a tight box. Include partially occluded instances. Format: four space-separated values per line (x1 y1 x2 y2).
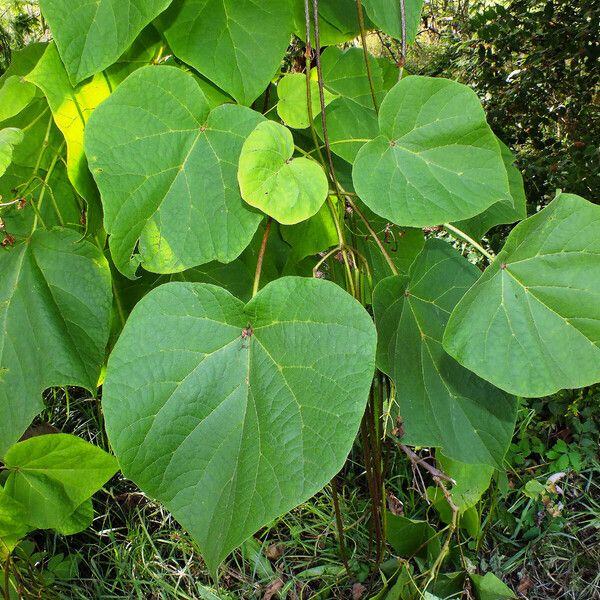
365 395 384 563
356 0 379 113
397 443 459 585
426 480 459 587
304 0 351 576
310 0 357 298
302 1 356 298
3 556 10 600
330 476 351 577
397 443 456 485
252 217 272 298
376 30 400 64
345 196 398 276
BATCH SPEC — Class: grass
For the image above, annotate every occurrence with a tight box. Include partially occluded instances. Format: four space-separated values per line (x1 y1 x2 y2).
7 385 599 599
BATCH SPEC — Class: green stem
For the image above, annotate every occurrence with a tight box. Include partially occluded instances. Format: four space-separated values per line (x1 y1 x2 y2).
398 0 407 80
30 142 64 233
252 218 272 298
443 222 494 261
356 0 379 113
346 196 399 276
112 278 127 330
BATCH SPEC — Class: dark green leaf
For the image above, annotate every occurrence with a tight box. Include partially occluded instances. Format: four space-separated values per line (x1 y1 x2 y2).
103 276 376 573
386 512 440 559
38 0 171 84
85 66 265 277
353 76 511 227
444 192 600 397
373 239 516 466
0 229 112 455
161 0 294 105
362 0 424 43
3 434 117 530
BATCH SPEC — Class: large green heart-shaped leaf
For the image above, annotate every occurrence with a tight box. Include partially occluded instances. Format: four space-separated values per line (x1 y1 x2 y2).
0 128 23 177
0 229 112 457
373 239 516 466
444 193 600 397
103 276 376 572
238 121 329 224
85 65 265 277
160 0 294 105
352 76 510 227
362 0 424 43
2 434 117 530
38 0 171 84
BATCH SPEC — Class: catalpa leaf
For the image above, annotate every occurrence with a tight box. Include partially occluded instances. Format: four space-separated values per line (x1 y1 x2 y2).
386 513 440 559
38 0 171 84
238 121 329 224
0 98 61 171
352 76 511 227
54 497 94 536
2 434 117 531
373 239 516 466
362 0 424 43
0 128 23 177
0 229 112 456
318 97 378 163
160 0 294 105
444 192 600 397
85 66 265 278
103 277 376 573
280 201 339 262
470 573 516 600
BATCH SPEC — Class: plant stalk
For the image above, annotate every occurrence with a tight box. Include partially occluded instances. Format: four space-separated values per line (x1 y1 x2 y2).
330 477 351 577
356 0 379 113
443 222 494 261
252 217 272 298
